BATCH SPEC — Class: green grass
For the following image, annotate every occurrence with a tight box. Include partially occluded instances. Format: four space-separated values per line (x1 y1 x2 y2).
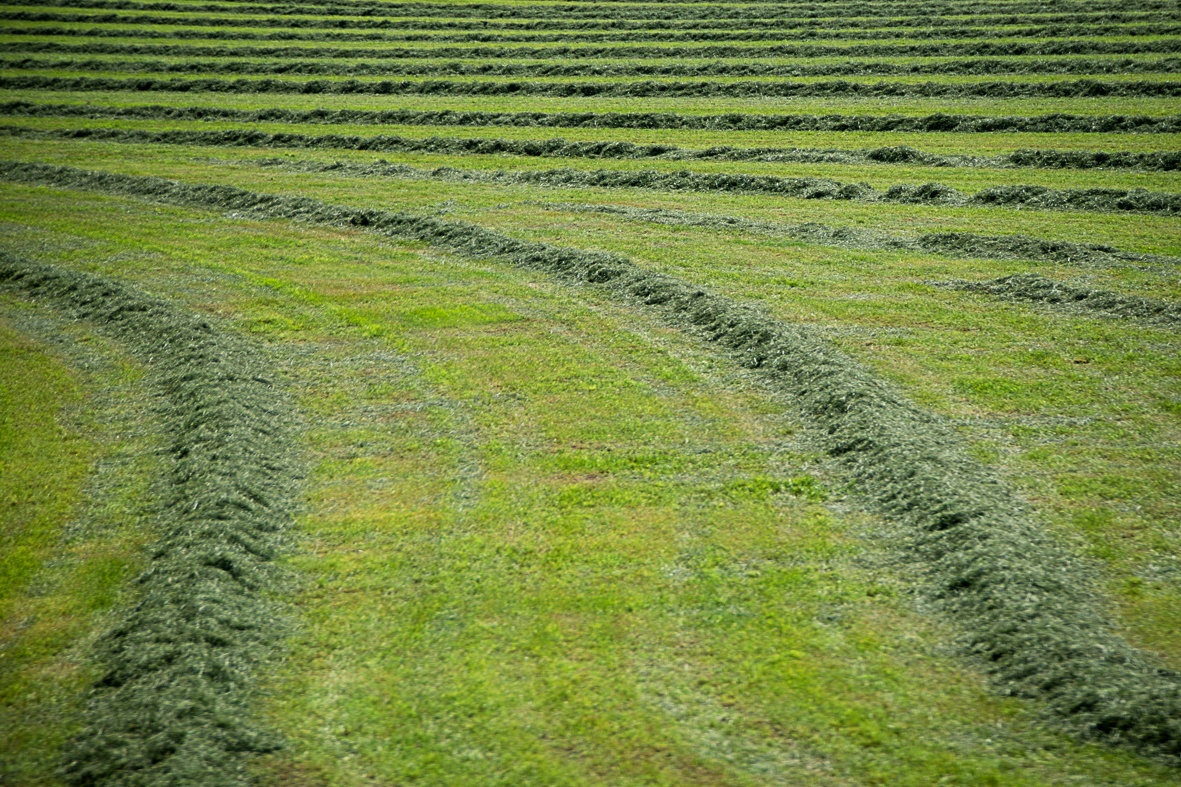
2 0 1179 780
4 138 1174 256
1 187 1177 784
8 86 1181 117
4 118 1179 192
0 301 160 786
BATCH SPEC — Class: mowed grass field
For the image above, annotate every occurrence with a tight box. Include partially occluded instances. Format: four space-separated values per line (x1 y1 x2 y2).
1 1 1179 785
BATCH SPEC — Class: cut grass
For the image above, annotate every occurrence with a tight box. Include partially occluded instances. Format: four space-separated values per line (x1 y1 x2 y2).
8 86 1181 118
3 140 1173 257
2 186 1176 782
0 298 161 786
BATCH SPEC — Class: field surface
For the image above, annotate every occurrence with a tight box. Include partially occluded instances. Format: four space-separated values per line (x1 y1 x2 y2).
1 1 1179 785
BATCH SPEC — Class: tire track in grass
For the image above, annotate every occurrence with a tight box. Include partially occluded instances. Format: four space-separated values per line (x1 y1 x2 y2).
7 100 1178 135
3 161 1177 760
0 250 299 786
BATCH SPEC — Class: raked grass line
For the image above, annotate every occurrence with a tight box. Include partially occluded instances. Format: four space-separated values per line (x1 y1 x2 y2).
5 121 1181 210
0 251 301 786
3 124 1178 194
6 101 1179 150
5 75 1180 100
1 9 1169 32
5 55 1181 80
1 182 1176 785
4 0 1172 21
2 161 1178 763
9 87 1179 119
2 136 1177 258
6 38 1181 61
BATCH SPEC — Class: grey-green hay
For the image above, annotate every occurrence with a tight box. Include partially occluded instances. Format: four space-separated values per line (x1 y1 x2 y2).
0 250 299 786
262 157 1181 216
935 272 1181 327
4 74 1180 99
3 123 1179 175
539 201 1181 272
5 100 1178 135
3 161 1177 760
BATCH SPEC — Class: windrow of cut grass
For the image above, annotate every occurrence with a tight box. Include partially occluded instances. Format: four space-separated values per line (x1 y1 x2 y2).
15 7 1176 23
8 0 1177 20
935 272 1181 328
11 88 1177 119
5 18 1179 43
532 197 1181 272
6 124 1177 177
7 38 1180 60
0 250 299 786
4 8 1174 33
3 159 1179 761
8 54 1181 79
7 99 1178 135
7 74 1180 100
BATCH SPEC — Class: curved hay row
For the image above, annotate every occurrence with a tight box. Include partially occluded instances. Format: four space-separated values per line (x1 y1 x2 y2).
3 161 1177 759
0 251 297 786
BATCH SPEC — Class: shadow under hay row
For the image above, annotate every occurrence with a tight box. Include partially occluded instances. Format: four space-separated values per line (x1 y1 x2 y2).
2 160 1178 761
0 251 299 786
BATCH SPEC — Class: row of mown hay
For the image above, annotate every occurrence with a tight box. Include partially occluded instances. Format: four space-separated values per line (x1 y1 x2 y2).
7 38 1180 59
7 100 1179 133
5 123 1178 173
18 0 1177 19
7 54 1179 78
0 250 298 786
3 161 1177 759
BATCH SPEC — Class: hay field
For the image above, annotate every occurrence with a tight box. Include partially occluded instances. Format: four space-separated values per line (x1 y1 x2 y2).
1 1 1179 784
